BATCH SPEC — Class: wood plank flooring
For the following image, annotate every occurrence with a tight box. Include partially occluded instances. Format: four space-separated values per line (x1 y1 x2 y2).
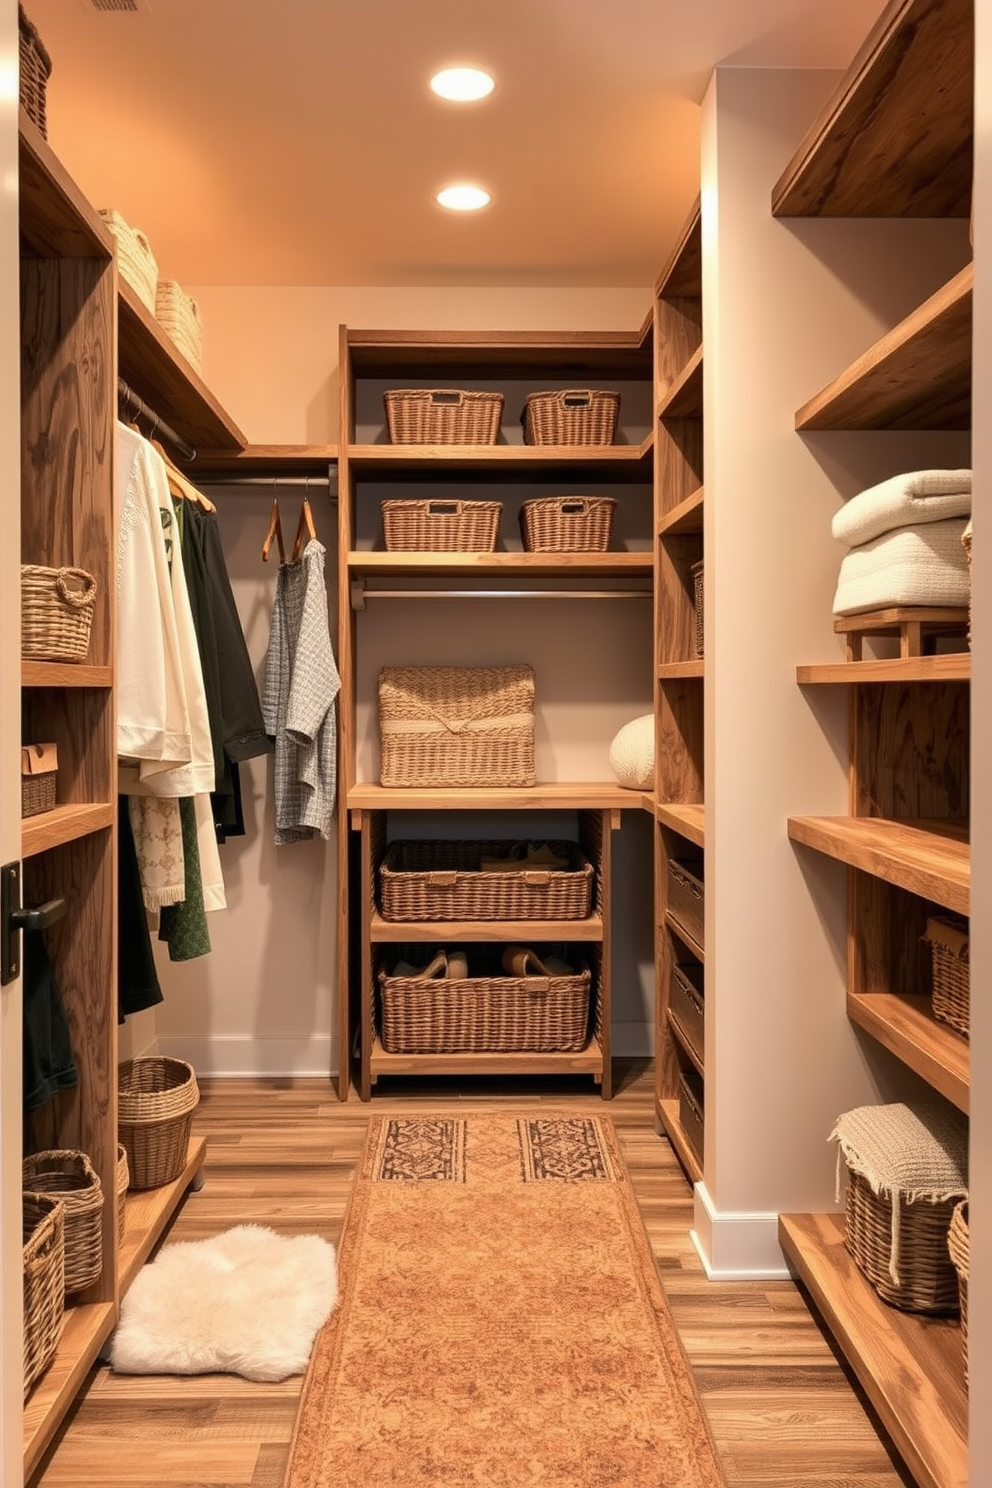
30 1061 914 1488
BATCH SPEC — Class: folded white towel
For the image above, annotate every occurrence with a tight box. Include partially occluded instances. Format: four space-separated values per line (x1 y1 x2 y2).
832 469 971 548
832 518 971 616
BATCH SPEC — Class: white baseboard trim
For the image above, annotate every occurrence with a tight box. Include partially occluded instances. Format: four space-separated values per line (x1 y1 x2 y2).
156 1034 337 1078
691 1181 791 1280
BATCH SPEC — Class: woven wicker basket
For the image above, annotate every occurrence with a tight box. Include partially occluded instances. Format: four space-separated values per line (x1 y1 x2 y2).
382 498 502 552
519 497 616 552
924 914 969 1038
21 565 97 663
691 559 704 657
963 520 972 644
379 840 593 921
378 664 536 788
99 209 158 313
384 389 504 445
118 1057 199 1190
23 1191 64 1398
21 743 57 819
155 280 203 372
18 5 52 139
947 1199 969 1380
116 1143 129 1244
23 1150 104 1294
844 1168 961 1314
378 955 591 1053
522 390 620 446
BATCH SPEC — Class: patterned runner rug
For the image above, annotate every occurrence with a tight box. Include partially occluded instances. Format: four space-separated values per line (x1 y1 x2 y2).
284 1113 724 1488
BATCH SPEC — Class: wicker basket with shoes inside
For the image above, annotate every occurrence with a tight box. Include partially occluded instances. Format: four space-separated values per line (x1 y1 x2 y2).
23 1191 64 1398
22 1149 104 1294
379 839 593 921
118 1057 199 1190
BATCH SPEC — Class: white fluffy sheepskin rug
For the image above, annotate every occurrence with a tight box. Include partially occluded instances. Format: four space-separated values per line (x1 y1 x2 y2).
110 1225 337 1382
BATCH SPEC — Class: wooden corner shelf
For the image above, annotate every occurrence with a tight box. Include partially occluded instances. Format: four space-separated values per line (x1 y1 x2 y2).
368 1037 605 1083
787 815 969 915
658 487 704 537
654 802 705 849
655 197 702 300
347 551 653 581
658 660 704 680
666 914 705 964
348 782 641 814
658 346 703 419
795 265 972 431
193 444 339 473
847 991 968 1113
344 444 652 480
797 654 970 684
344 327 651 378
22 662 113 689
21 803 114 859
779 1212 968 1488
656 1095 702 1184
18 110 114 259
370 911 605 943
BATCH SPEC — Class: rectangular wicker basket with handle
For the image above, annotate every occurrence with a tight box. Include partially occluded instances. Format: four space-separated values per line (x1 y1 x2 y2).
378 664 536 788
522 389 620 446
384 389 504 444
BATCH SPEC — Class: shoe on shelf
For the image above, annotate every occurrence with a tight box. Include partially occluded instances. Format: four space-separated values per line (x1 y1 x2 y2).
391 948 469 979
501 945 572 978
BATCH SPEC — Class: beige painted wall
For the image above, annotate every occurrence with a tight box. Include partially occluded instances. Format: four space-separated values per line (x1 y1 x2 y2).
152 285 656 1075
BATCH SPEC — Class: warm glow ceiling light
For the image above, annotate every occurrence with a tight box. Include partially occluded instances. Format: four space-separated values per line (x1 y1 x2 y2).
436 184 491 212
430 67 494 102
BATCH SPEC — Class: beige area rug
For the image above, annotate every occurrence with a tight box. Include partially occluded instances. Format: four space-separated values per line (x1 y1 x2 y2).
284 1114 724 1488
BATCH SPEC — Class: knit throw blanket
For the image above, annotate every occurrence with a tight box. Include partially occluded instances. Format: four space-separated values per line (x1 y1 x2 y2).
832 468 971 548
832 518 970 616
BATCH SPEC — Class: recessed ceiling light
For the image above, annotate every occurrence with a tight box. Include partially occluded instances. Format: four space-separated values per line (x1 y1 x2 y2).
436 184 492 212
430 67 495 103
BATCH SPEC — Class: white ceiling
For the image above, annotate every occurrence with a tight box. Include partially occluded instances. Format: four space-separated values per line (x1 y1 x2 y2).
24 0 889 289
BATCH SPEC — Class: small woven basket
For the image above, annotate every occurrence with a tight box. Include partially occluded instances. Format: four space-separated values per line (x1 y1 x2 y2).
522 390 620 446
845 1168 961 1314
18 5 52 139
519 496 616 552
22 1150 104 1294
691 559 704 657
924 914 969 1038
118 1057 199 1190
378 956 591 1053
21 743 57 819
99 209 159 313
116 1142 130 1244
384 389 504 445
23 1191 65 1398
379 840 593 921
21 565 97 663
947 1199 969 1380
378 664 536 788
155 280 203 372
382 498 502 552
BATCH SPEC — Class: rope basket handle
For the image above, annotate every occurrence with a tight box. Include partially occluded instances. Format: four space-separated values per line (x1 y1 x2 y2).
55 568 97 608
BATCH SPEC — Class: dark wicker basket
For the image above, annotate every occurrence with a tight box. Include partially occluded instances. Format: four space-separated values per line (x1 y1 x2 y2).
19 5 52 139
947 1199 969 1380
379 839 593 921
116 1143 129 1244
22 1150 104 1294
519 496 616 552
381 498 502 552
844 1168 961 1314
691 560 704 657
118 1057 199 1190
23 1191 64 1398
522 390 619 445
384 389 503 444
924 914 969 1038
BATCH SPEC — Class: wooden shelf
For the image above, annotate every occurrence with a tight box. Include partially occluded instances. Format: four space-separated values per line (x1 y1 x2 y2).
21 803 114 859
18 111 113 259
369 1037 605 1082
345 328 651 378
192 444 338 473
771 0 973 219
118 1137 208 1292
658 487 704 537
795 265 972 431
667 1011 704 1078
118 282 247 452
798 654 970 684
658 346 703 419
779 1212 968 1488
656 1096 702 1184
371 911 604 943
22 662 113 689
654 802 705 849
787 816 969 915
666 913 705 963
23 1301 117 1480
344 443 653 481
658 660 704 680
655 197 702 299
348 782 639 814
847 991 969 1113
348 551 653 580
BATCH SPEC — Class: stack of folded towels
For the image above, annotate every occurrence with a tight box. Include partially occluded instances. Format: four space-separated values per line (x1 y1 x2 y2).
831 469 972 615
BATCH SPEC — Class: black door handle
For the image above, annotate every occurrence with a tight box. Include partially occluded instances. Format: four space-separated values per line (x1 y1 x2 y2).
1 861 67 986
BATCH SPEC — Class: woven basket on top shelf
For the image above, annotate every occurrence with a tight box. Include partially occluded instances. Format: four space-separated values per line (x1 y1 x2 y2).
691 559 704 657
519 496 616 552
381 498 502 552
23 1191 64 1398
924 914 969 1038
21 565 97 663
118 1056 199 1190
522 389 620 446
116 1143 129 1244
155 280 203 372
19 5 52 139
384 389 504 445
99 209 158 313
23 1149 104 1294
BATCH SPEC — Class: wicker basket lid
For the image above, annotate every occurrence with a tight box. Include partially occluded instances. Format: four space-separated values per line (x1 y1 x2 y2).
830 1101 968 1202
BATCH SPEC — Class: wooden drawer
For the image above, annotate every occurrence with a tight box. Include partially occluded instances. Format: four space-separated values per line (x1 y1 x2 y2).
679 1066 704 1170
670 960 704 1064
668 853 704 948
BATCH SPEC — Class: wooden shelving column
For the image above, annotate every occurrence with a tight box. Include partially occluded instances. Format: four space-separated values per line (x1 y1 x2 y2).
773 3 973 1486
652 199 705 1181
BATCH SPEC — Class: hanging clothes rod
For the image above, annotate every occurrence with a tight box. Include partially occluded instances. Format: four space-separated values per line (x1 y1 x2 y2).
351 583 651 610
117 378 196 463
198 474 336 490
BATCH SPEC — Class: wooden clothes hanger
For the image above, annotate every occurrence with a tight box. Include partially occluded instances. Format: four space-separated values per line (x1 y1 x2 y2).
262 496 286 563
150 436 217 513
291 495 318 561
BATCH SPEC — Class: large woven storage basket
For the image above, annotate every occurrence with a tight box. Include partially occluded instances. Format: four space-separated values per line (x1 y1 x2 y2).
99 209 158 313
155 280 203 372
118 1057 199 1190
378 664 536 788
519 496 616 552
948 1199 969 1380
19 4 52 139
23 1191 64 1398
116 1142 129 1244
23 1150 104 1294
21 565 97 663
522 389 620 446
924 914 969 1038
384 389 504 445
379 840 593 921
382 498 502 552
378 956 591 1053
